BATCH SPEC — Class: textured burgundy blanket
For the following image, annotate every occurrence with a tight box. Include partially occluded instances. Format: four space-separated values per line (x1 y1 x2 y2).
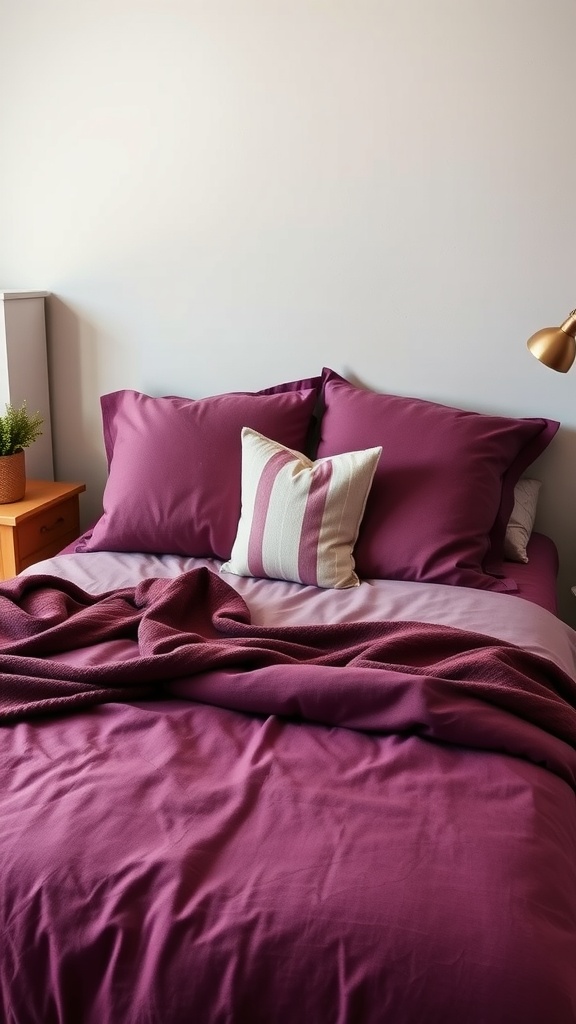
1 567 576 783
2 567 576 1023
1 567 576 755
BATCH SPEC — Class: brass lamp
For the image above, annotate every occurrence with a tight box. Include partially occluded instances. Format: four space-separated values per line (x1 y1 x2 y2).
527 310 576 372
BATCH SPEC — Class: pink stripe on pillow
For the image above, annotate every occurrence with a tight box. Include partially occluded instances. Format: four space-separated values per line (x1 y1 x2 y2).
247 449 295 579
298 460 333 587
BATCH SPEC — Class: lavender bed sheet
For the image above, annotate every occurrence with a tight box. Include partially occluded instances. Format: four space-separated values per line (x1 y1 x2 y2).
2 551 575 1023
59 528 560 613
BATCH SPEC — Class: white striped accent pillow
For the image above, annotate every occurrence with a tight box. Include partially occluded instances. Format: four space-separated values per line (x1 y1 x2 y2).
221 428 382 589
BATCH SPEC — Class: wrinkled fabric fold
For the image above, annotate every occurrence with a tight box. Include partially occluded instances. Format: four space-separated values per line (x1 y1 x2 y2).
0 569 575 792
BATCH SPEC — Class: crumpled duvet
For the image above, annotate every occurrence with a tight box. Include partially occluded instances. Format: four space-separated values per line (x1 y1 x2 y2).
0 566 575 1023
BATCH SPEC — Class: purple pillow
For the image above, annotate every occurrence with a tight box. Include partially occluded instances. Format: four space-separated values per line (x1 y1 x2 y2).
78 381 320 558
316 369 559 591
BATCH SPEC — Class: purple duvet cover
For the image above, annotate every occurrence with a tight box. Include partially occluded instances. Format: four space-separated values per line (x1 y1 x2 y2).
1 567 576 1023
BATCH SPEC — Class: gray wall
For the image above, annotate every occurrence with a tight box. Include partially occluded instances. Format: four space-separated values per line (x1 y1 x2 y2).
2 1 576 619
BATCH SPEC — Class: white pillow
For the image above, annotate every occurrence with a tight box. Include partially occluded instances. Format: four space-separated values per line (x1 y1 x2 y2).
221 428 382 589
503 478 541 563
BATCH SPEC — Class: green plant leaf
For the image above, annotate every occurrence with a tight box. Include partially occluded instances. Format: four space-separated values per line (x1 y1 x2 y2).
0 402 43 456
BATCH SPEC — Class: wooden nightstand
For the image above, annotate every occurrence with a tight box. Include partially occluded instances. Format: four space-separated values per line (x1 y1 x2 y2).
0 480 86 580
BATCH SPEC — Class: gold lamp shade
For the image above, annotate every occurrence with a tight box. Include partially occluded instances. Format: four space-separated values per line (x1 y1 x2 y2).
527 310 576 373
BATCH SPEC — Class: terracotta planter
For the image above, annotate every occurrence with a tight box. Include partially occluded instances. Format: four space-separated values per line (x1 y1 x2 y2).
0 451 26 503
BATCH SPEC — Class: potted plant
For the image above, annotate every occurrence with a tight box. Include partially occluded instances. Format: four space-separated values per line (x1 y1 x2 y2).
0 402 44 503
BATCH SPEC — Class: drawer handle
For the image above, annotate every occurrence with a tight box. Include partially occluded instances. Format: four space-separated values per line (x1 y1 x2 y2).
40 516 65 534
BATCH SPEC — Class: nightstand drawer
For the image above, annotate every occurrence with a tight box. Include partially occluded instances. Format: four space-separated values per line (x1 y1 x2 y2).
17 497 79 561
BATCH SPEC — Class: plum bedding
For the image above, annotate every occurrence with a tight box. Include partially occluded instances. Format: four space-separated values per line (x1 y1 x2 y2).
0 539 571 1023
1 370 573 1023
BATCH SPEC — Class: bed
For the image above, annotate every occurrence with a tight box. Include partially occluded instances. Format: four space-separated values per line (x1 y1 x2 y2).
1 367 575 1024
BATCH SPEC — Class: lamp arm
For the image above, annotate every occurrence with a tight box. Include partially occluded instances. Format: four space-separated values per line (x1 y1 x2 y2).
560 310 576 338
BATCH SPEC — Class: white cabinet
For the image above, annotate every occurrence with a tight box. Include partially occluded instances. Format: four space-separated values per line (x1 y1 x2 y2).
0 291 54 480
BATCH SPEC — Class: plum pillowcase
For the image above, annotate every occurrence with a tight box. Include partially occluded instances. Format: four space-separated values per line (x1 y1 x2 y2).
315 369 559 592
78 381 319 559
